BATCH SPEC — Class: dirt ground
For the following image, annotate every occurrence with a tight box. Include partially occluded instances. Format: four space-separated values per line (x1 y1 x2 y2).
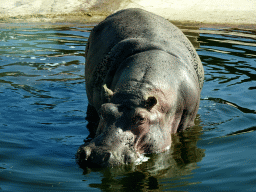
0 0 256 27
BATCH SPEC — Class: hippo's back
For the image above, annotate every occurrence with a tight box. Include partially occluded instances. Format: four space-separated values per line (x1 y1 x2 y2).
85 8 204 107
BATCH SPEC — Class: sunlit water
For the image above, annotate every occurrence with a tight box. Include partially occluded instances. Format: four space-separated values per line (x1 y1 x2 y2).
0 23 255 192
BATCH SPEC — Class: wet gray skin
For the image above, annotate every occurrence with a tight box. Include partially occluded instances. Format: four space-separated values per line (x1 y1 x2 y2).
77 8 204 167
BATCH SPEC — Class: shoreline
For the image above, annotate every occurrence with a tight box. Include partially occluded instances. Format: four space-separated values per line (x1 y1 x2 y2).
0 0 256 28
1 13 255 30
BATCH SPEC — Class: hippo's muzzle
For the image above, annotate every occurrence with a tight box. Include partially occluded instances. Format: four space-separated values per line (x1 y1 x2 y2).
77 128 138 167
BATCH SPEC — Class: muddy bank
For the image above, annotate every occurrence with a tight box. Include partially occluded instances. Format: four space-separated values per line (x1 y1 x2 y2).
0 0 256 27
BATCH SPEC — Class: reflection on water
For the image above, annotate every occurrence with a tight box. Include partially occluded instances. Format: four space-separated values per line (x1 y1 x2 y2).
0 23 256 191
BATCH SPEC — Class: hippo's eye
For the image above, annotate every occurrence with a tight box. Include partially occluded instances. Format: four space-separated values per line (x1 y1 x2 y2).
133 115 146 125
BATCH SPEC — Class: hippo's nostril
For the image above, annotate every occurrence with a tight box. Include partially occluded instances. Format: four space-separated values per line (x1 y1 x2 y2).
83 147 92 161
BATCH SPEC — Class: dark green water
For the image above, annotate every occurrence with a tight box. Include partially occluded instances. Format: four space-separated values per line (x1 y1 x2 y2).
0 23 255 191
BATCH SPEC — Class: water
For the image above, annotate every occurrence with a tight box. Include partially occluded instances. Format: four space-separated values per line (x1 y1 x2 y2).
0 22 255 191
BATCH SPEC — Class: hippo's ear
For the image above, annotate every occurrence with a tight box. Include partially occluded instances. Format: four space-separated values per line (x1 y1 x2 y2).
145 96 157 110
103 84 113 102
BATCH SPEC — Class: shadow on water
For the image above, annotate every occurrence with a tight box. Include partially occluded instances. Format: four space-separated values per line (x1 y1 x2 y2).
0 23 256 191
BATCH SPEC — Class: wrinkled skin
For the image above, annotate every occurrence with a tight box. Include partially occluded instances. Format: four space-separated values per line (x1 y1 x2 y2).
77 8 204 167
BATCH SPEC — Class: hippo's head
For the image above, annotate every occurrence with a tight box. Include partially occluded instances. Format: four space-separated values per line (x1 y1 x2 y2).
77 85 175 168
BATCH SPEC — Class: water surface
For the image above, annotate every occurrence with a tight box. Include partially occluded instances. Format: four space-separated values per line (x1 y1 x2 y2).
0 23 256 191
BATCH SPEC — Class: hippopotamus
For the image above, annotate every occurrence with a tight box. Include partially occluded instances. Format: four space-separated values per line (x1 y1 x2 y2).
77 8 204 167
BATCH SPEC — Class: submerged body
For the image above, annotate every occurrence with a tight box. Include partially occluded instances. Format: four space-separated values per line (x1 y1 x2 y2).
77 8 204 167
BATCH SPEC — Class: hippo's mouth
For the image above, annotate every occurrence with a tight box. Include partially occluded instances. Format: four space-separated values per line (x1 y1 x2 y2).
77 146 151 168
77 143 141 167
134 153 150 165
